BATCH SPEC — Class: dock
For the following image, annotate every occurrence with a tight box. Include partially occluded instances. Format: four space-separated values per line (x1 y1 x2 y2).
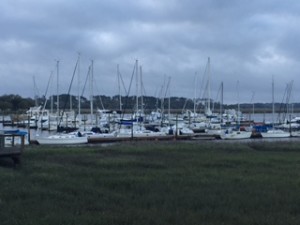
87 134 215 144
0 134 25 165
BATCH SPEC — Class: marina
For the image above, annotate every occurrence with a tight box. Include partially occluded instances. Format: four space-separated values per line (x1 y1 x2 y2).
0 56 298 145
1 110 300 145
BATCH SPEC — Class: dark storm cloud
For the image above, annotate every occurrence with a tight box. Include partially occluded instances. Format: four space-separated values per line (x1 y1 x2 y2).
0 0 300 103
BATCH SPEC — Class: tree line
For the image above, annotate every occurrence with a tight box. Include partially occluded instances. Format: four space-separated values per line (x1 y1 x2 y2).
0 94 297 114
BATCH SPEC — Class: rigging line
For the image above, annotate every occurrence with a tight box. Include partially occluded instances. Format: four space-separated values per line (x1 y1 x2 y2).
196 61 210 112
215 82 222 103
118 71 128 96
119 61 137 123
41 71 54 113
141 76 147 97
281 80 294 121
58 58 79 128
91 74 105 110
160 76 168 113
198 61 209 101
158 84 165 112
81 65 91 97
213 82 223 113
287 80 294 114
163 76 171 99
139 66 147 97
277 83 289 123
153 87 159 109
35 72 54 135
126 61 136 97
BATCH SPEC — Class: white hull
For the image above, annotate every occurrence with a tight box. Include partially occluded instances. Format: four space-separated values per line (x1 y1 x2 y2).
36 134 88 145
87 132 117 140
261 130 290 138
206 129 222 136
220 131 252 140
117 130 166 138
291 131 300 137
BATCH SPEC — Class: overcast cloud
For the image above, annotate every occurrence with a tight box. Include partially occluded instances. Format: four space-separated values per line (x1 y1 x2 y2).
1 0 300 104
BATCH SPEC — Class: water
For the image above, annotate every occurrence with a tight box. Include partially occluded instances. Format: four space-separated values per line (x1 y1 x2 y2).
2 113 300 143
245 113 300 123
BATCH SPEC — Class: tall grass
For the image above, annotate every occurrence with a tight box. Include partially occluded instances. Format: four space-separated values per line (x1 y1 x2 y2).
0 141 300 225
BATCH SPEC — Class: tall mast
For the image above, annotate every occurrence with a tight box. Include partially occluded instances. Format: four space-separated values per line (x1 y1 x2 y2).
237 80 240 127
168 77 171 120
193 72 197 116
56 60 59 115
250 91 255 120
135 59 139 113
220 81 223 121
207 57 211 114
140 65 144 115
164 76 171 120
77 52 81 117
117 64 122 111
33 76 39 106
90 60 94 126
272 76 274 127
50 71 54 114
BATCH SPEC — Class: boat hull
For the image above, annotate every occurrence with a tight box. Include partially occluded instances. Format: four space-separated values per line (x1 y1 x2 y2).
220 131 252 140
261 130 290 138
36 135 88 145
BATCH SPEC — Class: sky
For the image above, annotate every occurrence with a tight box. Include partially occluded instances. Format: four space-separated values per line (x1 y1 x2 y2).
1 0 300 104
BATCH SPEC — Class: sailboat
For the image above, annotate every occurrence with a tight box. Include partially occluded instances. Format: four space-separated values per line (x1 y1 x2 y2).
35 132 88 145
220 81 252 140
261 77 290 138
220 128 252 140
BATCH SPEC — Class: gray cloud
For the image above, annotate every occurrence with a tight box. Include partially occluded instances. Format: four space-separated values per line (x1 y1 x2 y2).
0 0 300 105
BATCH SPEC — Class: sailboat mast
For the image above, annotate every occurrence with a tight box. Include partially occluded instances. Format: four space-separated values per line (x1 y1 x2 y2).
220 81 223 121
193 72 197 116
33 76 39 106
135 59 139 113
77 53 81 117
251 91 255 120
117 64 122 112
208 57 211 114
56 60 59 115
90 60 94 126
50 71 54 114
140 66 144 115
164 76 171 120
168 77 171 120
237 80 240 127
272 76 275 127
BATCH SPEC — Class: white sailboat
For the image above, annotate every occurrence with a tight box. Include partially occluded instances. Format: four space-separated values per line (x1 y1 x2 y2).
116 122 166 138
220 128 252 140
220 81 252 140
35 132 88 145
262 129 290 138
261 77 290 138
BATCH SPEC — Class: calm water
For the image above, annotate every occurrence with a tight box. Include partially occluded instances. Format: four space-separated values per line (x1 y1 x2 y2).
245 113 300 123
1 113 300 142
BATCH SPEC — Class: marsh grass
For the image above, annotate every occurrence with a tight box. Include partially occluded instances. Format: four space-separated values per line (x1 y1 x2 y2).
0 141 300 224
